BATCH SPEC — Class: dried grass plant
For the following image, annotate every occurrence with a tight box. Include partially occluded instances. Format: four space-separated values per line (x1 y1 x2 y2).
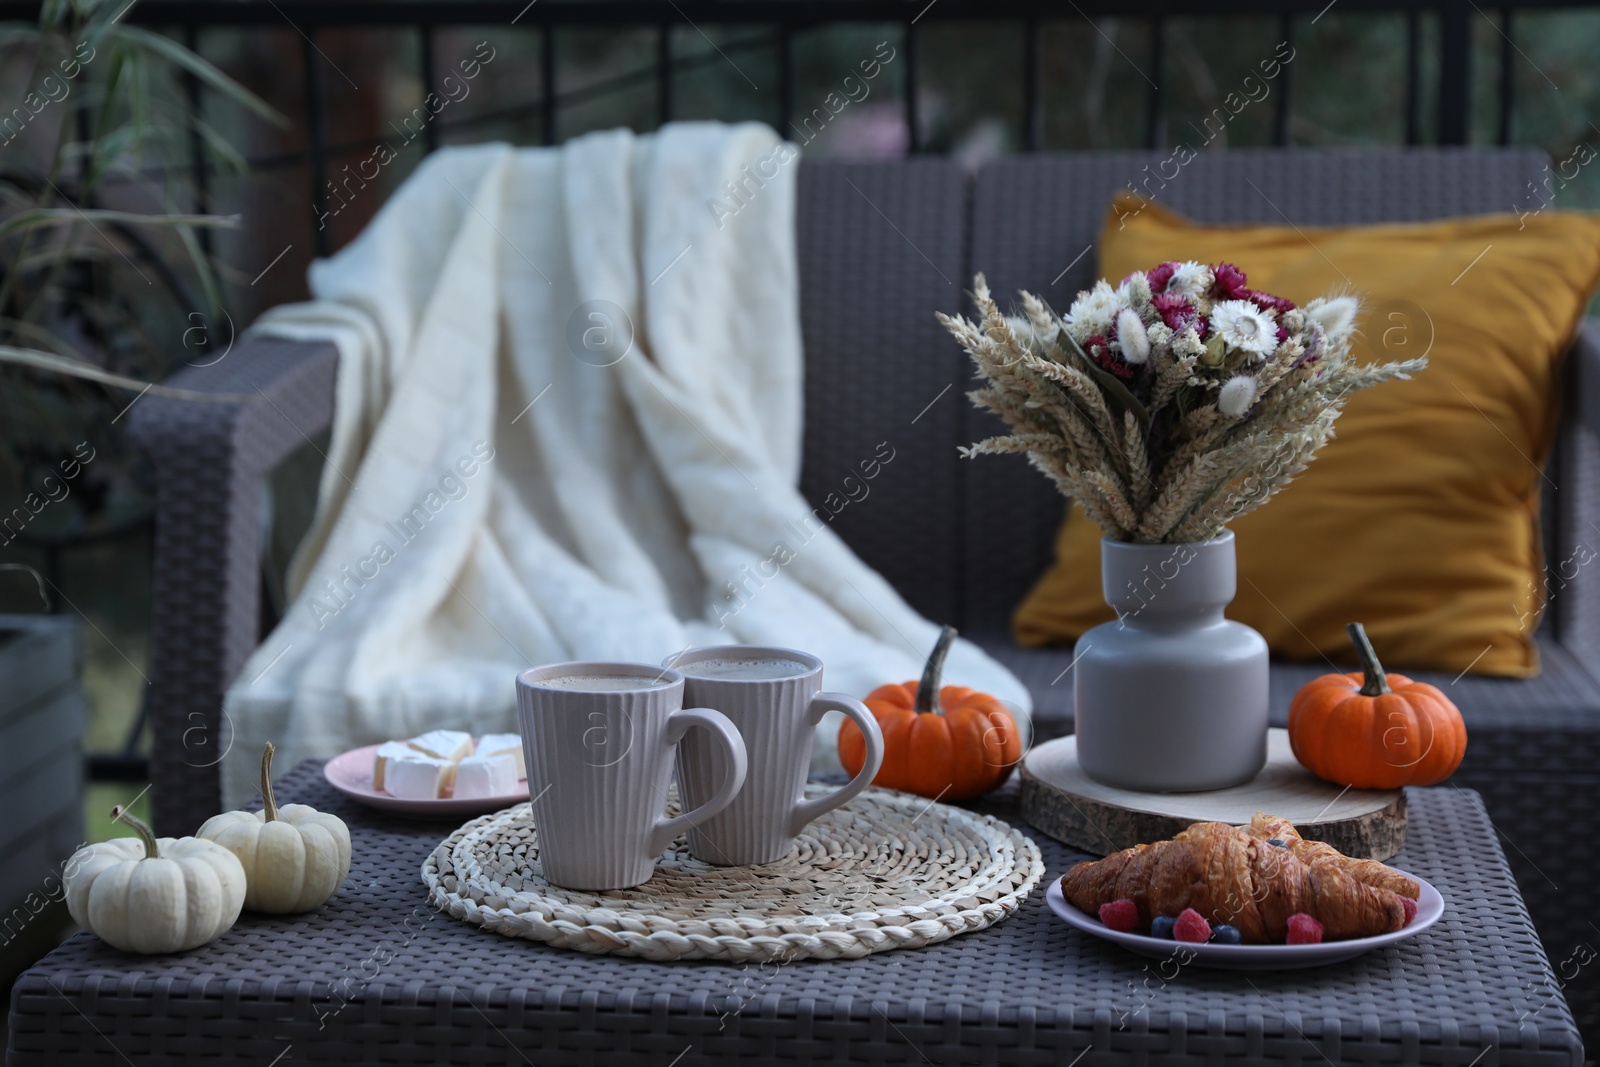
0 0 286 533
939 263 1426 544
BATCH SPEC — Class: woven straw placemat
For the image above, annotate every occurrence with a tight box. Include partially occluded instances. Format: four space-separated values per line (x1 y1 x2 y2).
422 784 1044 962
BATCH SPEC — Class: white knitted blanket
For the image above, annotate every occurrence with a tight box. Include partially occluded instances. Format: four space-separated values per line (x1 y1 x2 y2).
221 123 1030 806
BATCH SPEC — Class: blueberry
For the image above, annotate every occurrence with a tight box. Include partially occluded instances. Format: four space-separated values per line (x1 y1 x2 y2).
1266 839 1287 848
1150 916 1177 940
1209 924 1243 944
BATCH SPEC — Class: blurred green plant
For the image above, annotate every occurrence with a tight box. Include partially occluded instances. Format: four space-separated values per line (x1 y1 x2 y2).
0 0 284 543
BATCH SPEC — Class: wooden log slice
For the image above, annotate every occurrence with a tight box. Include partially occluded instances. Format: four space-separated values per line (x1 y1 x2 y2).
1020 728 1408 860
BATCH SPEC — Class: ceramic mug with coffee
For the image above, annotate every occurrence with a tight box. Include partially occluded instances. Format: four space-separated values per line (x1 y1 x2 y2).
517 662 748 890
663 646 884 866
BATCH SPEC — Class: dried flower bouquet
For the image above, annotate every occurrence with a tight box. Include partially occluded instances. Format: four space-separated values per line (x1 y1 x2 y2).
940 262 1427 544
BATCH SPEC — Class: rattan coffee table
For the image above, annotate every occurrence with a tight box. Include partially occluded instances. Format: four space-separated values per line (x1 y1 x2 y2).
7 761 1585 1066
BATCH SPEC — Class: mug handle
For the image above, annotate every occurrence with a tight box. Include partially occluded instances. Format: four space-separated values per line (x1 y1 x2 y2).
787 693 884 837
649 707 748 856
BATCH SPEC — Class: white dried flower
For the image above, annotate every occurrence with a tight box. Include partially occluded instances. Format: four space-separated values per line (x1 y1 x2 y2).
1065 281 1121 342
1171 326 1206 357
1116 308 1150 365
1218 374 1258 416
1282 308 1307 333
1166 261 1213 297
1146 321 1173 348
1210 300 1279 358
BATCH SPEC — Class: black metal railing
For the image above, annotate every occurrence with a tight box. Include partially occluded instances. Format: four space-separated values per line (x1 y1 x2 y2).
0 0 1581 257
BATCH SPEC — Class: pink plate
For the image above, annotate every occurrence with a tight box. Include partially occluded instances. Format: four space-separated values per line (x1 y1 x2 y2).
323 743 530 817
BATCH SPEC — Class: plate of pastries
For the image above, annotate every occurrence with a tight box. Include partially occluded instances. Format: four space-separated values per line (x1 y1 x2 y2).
1047 812 1442 969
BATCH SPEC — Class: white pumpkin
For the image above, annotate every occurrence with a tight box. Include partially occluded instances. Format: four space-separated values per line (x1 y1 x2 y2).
198 742 352 913
64 806 246 954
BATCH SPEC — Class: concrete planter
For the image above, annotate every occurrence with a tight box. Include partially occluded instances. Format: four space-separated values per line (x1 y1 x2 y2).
0 613 87 973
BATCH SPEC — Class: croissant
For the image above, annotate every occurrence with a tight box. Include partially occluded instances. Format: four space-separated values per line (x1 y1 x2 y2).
1060 821 1408 943
1245 812 1420 900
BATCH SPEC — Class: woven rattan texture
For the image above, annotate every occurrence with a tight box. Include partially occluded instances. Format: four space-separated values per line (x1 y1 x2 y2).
1463 769 1600 1055
9 760 1582 1066
425 785 1043 962
794 161 969 627
1556 323 1600 670
963 148 1554 634
126 336 339 836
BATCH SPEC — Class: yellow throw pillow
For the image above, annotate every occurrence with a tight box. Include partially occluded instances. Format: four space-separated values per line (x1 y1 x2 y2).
1013 193 1600 677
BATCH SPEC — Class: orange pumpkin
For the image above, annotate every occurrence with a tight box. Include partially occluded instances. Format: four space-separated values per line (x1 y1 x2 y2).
1288 622 1467 789
838 626 1023 801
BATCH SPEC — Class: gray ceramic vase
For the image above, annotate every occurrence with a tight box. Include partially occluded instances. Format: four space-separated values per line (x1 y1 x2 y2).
1072 529 1269 792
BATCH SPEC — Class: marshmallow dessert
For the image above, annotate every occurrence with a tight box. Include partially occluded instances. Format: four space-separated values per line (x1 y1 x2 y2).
384 753 457 799
407 729 474 762
454 754 518 799
369 730 527 800
372 740 417 792
476 733 525 778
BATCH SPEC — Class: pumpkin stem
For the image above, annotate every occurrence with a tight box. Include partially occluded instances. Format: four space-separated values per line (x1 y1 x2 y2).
1347 622 1391 697
110 805 160 861
260 742 279 822
915 626 958 715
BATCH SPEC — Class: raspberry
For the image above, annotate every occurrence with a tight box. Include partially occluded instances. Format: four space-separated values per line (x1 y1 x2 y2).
1286 913 1324 944
1399 896 1418 926
1174 907 1211 943
1098 899 1139 932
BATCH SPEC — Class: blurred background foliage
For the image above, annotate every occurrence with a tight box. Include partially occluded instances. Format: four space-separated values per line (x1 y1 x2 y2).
0 0 281 543
0 3 1598 838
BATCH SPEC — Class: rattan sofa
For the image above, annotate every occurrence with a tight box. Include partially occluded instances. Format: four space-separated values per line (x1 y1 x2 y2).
129 148 1600 1045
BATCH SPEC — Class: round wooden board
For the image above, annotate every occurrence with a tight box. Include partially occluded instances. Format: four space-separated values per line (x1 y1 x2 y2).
1020 728 1407 860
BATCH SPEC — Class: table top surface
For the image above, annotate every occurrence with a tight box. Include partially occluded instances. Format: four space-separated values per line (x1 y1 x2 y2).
8 761 1585 1067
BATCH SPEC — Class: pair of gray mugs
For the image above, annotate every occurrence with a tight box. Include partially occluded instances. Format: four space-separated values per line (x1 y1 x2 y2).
515 646 886 890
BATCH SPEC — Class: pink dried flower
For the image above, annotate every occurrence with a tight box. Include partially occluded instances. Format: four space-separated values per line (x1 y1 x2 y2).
1246 288 1297 317
1101 355 1135 380
1152 293 1205 338
1146 261 1181 293
1084 333 1134 380
1212 262 1249 299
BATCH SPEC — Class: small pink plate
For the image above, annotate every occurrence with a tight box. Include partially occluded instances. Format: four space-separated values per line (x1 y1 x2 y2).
323 743 530 817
